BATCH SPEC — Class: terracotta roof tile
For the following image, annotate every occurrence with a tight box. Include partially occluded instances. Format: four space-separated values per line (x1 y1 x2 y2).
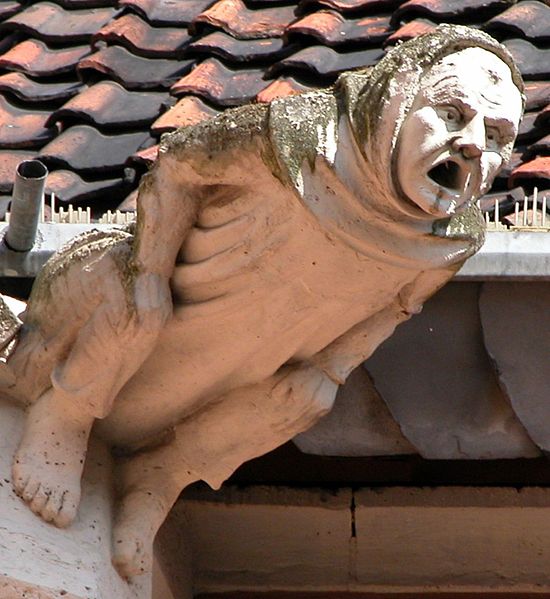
525 81 550 111
510 156 550 186
494 149 525 181
0 72 83 103
517 111 543 143
0 32 17 58
297 0 402 14
192 0 297 39
93 13 191 58
38 125 153 174
49 81 169 129
151 95 220 134
117 188 138 211
119 0 216 25
171 58 269 105
484 1 550 43
392 0 513 25
1 3 118 44
535 103 550 126
0 0 545 217
0 39 90 76
51 0 118 7
128 143 159 168
288 11 392 46
528 132 550 156
384 17 436 44
78 46 194 89
256 75 314 102
188 31 290 63
0 150 36 193
45 169 129 205
503 39 550 79
0 1 22 21
0 95 57 149
271 45 384 77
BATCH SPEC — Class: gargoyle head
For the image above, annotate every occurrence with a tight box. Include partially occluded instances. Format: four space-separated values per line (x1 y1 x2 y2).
341 24 524 220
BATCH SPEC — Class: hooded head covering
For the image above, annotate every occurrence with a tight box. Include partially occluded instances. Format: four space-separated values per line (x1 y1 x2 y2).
269 24 523 269
340 24 524 221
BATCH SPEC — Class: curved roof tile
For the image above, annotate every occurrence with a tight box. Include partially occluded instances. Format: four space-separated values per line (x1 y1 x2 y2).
385 17 436 44
0 72 82 103
484 1 550 42
188 31 290 63
45 169 129 205
510 156 550 186
78 45 194 89
503 38 550 79
0 150 37 193
151 96 220 134
297 0 401 14
256 75 315 102
288 11 392 46
271 44 384 77
528 133 550 156
93 13 191 58
0 39 90 76
192 0 297 39
49 81 169 129
392 0 514 25
1 2 118 44
119 0 216 26
38 124 153 174
524 81 550 111
0 95 57 149
171 58 269 105
0 2 22 21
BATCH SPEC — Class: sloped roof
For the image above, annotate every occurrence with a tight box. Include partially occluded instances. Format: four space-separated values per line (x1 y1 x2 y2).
0 0 548 216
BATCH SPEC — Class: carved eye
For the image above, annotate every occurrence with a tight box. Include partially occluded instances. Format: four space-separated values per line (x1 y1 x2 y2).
438 106 463 128
486 126 501 150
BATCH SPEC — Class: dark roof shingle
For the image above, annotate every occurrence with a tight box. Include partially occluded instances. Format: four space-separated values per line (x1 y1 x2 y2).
0 0 547 220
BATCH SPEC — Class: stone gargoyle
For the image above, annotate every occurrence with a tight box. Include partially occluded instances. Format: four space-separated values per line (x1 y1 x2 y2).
0 24 523 579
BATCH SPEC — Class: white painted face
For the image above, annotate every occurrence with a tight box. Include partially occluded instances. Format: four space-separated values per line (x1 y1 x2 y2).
395 47 523 217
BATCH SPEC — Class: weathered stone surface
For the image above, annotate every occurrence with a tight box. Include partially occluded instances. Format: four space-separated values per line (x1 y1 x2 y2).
365 283 539 459
355 487 550 590
294 366 415 456
0 397 150 599
181 486 353 592
169 485 550 593
480 282 550 452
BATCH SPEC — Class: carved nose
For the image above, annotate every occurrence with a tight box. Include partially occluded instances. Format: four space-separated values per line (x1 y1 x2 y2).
453 140 483 159
451 117 485 159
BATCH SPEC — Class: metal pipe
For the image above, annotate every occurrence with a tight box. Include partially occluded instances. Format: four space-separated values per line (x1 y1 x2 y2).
5 160 48 252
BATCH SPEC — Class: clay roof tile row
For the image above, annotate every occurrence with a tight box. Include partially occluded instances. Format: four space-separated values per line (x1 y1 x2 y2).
0 0 547 212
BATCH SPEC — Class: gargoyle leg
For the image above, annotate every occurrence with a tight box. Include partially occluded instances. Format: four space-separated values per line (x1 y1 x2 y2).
112 363 339 578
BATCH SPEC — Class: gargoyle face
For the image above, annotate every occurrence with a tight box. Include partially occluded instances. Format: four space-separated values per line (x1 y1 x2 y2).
395 47 523 218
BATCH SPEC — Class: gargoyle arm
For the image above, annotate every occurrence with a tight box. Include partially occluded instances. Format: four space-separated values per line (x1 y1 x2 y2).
310 266 460 384
132 104 272 278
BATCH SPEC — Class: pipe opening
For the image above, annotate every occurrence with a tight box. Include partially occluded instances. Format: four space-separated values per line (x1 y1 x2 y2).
16 160 47 181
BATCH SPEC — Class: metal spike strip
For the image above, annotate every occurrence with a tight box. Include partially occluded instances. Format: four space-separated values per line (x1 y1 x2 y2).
2 194 135 226
485 188 550 232
1 193 547 229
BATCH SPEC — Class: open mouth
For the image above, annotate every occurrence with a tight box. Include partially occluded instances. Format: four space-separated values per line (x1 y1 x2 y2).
427 160 465 193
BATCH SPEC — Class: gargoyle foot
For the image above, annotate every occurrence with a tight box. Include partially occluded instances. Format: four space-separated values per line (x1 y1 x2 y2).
12 388 94 528
112 490 165 578
112 442 198 578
